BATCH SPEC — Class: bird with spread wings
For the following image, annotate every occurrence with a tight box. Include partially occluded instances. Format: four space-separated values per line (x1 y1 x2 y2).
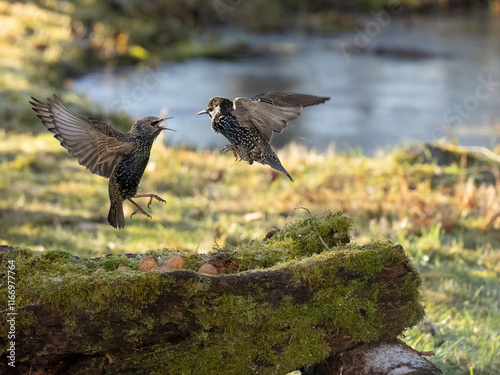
198 92 330 181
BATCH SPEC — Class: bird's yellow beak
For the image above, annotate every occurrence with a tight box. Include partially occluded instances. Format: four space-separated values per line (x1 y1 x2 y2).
156 117 176 131
197 109 208 115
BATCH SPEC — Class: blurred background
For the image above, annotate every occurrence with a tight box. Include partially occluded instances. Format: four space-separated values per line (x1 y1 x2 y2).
74 9 500 154
2 0 500 153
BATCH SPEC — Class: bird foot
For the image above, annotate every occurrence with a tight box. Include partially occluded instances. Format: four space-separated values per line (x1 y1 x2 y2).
221 145 243 161
128 199 152 220
135 194 166 209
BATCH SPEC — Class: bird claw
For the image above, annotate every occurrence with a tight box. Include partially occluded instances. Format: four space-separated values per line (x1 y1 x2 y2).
221 145 243 161
147 196 166 209
135 194 166 209
128 195 165 221
130 208 152 220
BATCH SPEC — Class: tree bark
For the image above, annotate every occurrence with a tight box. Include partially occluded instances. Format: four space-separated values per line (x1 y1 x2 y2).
303 339 441 375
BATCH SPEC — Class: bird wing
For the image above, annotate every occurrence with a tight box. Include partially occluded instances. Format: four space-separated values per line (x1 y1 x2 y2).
233 92 330 143
30 95 134 178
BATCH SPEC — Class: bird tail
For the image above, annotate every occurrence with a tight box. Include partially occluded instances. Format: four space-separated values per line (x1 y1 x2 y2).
108 200 125 229
264 152 294 182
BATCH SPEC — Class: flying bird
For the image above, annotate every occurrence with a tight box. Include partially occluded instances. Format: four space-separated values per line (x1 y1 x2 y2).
197 92 330 181
30 95 174 229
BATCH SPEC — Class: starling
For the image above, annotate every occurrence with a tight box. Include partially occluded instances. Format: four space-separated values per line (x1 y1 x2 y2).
30 95 174 229
197 92 330 182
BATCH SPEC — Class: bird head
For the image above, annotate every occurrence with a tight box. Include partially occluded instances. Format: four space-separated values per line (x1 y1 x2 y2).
130 116 175 139
197 97 233 118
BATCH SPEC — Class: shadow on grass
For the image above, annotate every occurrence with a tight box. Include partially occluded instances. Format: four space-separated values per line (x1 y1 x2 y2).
0 207 101 227
0 206 203 253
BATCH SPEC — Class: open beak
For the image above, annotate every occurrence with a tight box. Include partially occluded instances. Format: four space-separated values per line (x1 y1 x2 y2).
156 117 176 131
197 109 208 115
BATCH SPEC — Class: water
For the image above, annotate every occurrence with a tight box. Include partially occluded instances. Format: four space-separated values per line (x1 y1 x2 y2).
73 15 500 155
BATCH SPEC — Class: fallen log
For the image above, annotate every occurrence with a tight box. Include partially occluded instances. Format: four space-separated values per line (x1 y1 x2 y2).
0 211 439 374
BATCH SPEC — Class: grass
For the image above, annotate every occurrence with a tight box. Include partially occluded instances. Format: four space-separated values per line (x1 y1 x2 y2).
1 131 499 373
402 227 500 374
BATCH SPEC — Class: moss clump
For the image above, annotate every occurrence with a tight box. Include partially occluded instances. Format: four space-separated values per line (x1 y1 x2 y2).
43 250 73 261
92 255 139 271
289 240 423 341
269 210 352 254
227 211 353 271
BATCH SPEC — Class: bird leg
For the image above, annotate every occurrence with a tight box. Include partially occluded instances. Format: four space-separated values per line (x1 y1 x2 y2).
134 194 167 209
128 199 152 220
221 145 243 161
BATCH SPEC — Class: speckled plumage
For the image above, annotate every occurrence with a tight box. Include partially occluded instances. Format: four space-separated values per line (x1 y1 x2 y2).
106 129 157 229
210 105 291 180
30 95 172 229
198 92 330 182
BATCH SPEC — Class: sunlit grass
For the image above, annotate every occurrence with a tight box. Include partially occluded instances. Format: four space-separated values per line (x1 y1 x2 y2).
2 132 500 255
401 227 500 374
1 132 500 373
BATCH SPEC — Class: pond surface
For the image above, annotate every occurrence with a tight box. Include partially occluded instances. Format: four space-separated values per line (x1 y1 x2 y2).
73 14 500 154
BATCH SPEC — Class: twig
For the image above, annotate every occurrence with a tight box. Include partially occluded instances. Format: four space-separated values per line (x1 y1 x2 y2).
280 208 302 232
417 350 436 357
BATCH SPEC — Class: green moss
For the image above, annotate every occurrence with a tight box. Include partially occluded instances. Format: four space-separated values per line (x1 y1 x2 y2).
233 211 353 271
185 294 332 373
102 253 421 374
95 255 138 271
271 210 352 253
43 250 72 261
285 241 424 342
182 278 210 299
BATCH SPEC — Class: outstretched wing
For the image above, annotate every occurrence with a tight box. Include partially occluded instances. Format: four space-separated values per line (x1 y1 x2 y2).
30 95 134 178
233 92 330 143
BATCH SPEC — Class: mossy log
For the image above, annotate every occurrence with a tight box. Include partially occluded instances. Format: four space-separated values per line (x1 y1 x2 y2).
0 212 437 374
